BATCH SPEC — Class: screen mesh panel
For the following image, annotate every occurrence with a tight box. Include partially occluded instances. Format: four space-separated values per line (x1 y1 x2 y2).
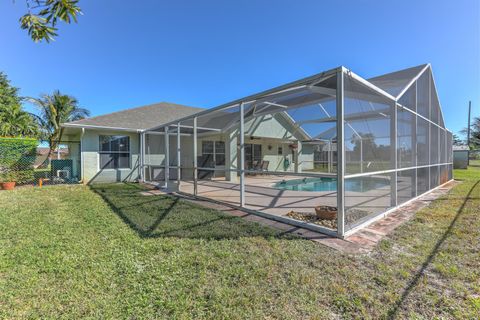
440 129 446 164
141 65 453 238
397 108 415 168
417 117 430 166
430 124 439 164
416 70 430 119
368 64 426 97
344 75 393 175
398 82 416 111
417 167 429 195
430 165 439 189
345 174 393 230
398 169 416 204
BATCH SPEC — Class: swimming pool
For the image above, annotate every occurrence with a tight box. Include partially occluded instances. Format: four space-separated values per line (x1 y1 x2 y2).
273 177 389 192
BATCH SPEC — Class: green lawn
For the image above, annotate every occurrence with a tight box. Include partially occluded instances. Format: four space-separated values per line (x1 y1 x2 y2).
0 168 479 319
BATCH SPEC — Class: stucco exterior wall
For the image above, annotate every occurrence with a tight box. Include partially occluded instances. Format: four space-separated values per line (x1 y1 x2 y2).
78 112 315 183
81 129 140 183
144 133 194 181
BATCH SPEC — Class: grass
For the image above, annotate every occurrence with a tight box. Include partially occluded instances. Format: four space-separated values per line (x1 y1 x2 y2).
0 167 479 319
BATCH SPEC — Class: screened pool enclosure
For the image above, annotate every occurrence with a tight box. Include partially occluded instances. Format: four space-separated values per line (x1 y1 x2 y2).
140 64 453 238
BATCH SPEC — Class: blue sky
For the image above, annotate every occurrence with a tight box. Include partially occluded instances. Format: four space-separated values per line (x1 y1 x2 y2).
0 0 478 137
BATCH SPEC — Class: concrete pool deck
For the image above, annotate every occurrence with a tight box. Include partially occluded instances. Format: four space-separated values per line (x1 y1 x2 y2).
176 175 413 226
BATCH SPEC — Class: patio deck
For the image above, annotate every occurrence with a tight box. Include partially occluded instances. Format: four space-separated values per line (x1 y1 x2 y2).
175 174 412 232
178 175 337 216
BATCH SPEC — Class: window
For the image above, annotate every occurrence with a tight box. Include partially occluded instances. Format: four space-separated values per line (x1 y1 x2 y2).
245 144 262 163
278 146 283 155
215 141 225 166
201 140 225 166
202 141 214 155
99 135 130 169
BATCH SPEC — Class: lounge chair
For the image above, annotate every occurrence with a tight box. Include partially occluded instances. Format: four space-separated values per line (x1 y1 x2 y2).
260 160 269 174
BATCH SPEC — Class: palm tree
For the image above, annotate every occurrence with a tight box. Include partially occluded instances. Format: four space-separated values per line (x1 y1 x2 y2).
29 90 90 160
0 104 38 137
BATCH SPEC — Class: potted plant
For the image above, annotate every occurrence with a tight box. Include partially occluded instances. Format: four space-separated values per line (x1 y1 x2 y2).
0 171 16 190
314 205 337 220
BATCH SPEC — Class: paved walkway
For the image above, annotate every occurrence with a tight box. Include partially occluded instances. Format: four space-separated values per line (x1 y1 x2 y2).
140 180 458 254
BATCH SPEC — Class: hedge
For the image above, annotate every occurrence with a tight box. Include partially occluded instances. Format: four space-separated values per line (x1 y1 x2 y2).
0 137 38 184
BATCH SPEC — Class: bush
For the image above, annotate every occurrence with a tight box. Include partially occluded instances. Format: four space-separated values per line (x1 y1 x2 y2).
0 137 38 184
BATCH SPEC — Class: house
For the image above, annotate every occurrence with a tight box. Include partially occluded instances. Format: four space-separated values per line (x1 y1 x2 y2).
62 102 313 183
62 64 453 238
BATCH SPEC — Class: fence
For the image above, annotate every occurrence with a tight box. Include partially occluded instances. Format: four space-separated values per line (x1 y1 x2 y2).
0 137 81 187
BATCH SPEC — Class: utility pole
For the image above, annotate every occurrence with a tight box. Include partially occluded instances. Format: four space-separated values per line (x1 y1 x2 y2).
467 101 471 165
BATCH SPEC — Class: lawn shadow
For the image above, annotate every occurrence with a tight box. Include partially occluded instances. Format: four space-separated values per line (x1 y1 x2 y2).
387 179 480 319
89 183 298 240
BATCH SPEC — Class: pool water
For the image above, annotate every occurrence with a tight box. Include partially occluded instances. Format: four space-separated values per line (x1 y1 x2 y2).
273 177 389 192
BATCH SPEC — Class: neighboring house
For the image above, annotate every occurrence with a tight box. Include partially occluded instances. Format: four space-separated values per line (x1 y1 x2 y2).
62 102 312 183
453 145 469 169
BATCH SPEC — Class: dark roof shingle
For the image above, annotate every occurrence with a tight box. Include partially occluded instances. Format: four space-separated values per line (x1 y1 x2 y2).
63 102 204 130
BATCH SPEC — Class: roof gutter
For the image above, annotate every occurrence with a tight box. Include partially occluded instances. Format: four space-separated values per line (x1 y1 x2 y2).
62 123 144 133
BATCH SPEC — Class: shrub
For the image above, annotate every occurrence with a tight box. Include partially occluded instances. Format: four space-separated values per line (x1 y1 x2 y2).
0 137 37 184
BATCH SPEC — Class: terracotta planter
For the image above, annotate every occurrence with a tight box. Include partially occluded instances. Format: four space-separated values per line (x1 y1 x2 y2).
315 205 337 220
0 182 16 190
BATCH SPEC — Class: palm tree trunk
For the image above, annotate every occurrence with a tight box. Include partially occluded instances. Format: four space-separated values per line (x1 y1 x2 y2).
39 137 59 168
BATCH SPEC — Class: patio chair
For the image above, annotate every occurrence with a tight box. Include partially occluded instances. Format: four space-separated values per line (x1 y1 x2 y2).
249 161 260 175
260 160 269 175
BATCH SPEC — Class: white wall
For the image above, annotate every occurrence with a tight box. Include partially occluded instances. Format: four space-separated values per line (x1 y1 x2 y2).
144 133 194 181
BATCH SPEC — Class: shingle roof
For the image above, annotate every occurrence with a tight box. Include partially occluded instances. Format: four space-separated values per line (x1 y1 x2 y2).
63 102 204 130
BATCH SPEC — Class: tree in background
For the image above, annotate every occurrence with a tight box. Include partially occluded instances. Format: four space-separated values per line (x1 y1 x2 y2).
17 0 82 42
452 133 464 146
29 90 89 159
469 117 480 149
0 104 38 137
0 72 38 137
461 116 480 149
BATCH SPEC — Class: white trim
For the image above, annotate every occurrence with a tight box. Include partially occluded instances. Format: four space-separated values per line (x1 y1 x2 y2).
429 66 447 129
177 122 181 187
144 131 191 137
344 162 454 179
336 67 346 237
62 123 141 132
193 117 198 196
80 127 85 183
164 126 169 188
240 102 245 207
391 101 398 207
397 103 448 131
345 69 396 101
